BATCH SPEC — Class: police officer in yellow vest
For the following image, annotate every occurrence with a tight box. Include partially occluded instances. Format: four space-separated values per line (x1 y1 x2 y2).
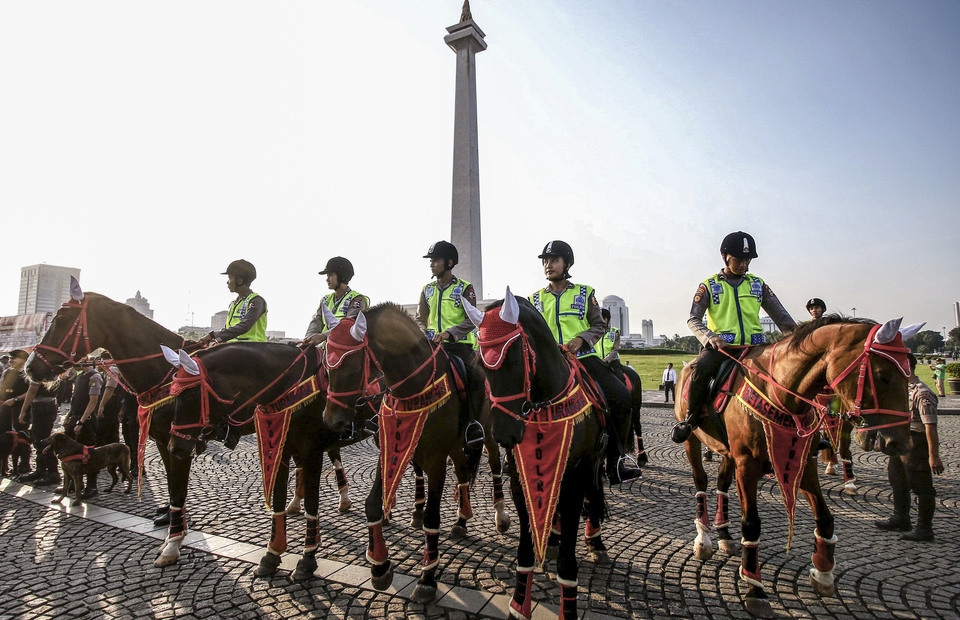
416 241 484 446
672 231 797 443
302 257 370 347
531 240 642 485
598 308 624 381
199 259 268 345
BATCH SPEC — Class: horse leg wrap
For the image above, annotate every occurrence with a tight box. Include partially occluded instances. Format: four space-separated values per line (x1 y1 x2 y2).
811 529 837 573
422 528 440 571
168 506 187 541
695 491 710 529
510 566 534 620
492 473 505 505
739 539 763 587
269 512 288 555
841 459 855 482
333 459 348 492
558 577 578 620
457 482 473 520
294 467 305 500
366 520 389 566
414 474 425 509
304 515 319 554
714 490 730 529
585 517 602 541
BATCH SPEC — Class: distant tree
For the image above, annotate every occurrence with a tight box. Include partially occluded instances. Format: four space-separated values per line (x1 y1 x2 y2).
905 330 945 354
947 327 960 352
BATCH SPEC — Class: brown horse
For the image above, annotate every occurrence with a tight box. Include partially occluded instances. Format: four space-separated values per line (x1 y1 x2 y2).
675 316 916 618
465 289 607 620
321 303 499 604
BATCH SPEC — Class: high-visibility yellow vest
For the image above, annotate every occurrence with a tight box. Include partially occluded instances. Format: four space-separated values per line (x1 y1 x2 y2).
702 274 766 345
530 284 598 359
320 289 370 331
226 291 267 342
422 278 477 347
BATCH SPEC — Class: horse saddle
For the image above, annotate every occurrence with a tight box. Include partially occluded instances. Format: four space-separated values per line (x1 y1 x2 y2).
684 347 752 416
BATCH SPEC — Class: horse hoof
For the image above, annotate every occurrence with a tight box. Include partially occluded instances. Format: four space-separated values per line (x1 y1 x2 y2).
496 516 511 534
410 583 438 604
744 596 775 618
589 549 610 565
809 569 836 596
254 553 282 578
338 497 352 512
285 499 302 516
450 524 468 540
292 556 318 581
717 539 738 555
694 542 715 562
843 483 858 495
370 564 394 590
824 463 837 475
409 509 424 530
154 553 180 568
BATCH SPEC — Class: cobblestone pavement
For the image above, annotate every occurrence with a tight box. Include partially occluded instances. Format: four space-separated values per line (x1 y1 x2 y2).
2 393 958 619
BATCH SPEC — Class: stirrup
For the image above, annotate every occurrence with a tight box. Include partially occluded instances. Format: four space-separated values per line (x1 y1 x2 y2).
362 418 379 437
464 420 485 446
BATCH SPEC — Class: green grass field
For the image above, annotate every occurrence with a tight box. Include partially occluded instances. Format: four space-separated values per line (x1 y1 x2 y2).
619 352 696 391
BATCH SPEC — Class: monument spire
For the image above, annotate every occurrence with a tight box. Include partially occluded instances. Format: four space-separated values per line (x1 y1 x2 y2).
445 1 486 299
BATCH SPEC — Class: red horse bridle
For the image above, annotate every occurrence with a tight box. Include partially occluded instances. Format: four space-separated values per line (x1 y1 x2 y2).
476 311 600 421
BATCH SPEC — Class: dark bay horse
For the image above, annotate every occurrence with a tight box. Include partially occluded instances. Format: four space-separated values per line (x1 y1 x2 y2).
464 289 606 620
675 316 916 618
321 303 497 604
164 342 369 579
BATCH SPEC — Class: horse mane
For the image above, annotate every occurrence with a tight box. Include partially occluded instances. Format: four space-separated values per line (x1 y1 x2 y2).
364 301 417 327
784 313 878 353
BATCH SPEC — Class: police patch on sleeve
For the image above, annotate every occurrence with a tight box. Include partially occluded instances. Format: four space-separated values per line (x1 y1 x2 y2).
693 283 707 304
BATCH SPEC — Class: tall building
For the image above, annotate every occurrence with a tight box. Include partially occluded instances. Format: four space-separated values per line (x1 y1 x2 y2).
18 264 81 315
125 290 154 319
445 0 486 298
601 295 630 336
641 319 654 345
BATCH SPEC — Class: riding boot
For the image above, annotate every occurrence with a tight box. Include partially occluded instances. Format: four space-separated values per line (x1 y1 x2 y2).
672 394 705 444
900 496 935 542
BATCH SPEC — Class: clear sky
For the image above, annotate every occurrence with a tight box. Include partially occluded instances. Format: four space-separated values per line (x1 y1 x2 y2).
2 1 958 340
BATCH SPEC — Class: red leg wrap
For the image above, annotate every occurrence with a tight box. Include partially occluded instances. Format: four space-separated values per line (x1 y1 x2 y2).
714 491 729 528
414 474 425 508
168 506 187 540
269 512 288 555
558 579 578 620
739 539 762 586
457 482 473 519
492 473 505 505
422 528 440 570
366 520 388 565
510 566 534 620
841 459 855 482
305 516 319 553
334 465 348 491
696 491 710 529
584 515 601 540
812 529 837 572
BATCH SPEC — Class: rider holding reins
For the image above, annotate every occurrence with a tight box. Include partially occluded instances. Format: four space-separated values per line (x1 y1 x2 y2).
198 259 268 346
672 231 798 443
302 257 370 347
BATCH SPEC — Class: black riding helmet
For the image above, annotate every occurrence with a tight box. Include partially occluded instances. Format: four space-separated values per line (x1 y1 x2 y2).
538 240 575 278
720 231 758 259
222 259 257 284
319 256 355 284
423 241 459 267
806 297 826 310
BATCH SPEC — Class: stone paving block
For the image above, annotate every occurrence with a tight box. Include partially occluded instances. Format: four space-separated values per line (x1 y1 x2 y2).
436 584 493 613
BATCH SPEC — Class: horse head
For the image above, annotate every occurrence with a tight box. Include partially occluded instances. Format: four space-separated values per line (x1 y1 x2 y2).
322 312 374 434
161 346 208 459
817 318 916 456
26 277 94 381
465 287 567 449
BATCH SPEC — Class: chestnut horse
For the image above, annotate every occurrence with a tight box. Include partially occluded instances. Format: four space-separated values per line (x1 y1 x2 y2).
464 289 607 620
675 316 916 618
321 303 501 604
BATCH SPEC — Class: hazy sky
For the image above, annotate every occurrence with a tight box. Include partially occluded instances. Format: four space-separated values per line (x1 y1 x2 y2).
2 1 958 340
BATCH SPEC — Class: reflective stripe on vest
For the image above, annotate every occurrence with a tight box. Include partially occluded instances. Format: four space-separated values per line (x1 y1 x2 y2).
226 291 267 342
703 274 765 346
530 284 598 359
422 278 477 347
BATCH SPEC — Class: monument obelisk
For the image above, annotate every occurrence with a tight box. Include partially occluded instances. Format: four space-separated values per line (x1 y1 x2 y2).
444 1 486 298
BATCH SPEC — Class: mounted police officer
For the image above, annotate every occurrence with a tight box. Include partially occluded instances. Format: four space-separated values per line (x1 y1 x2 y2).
806 297 826 320
302 257 369 347
199 259 268 345
672 231 797 443
416 241 484 446
530 240 642 485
